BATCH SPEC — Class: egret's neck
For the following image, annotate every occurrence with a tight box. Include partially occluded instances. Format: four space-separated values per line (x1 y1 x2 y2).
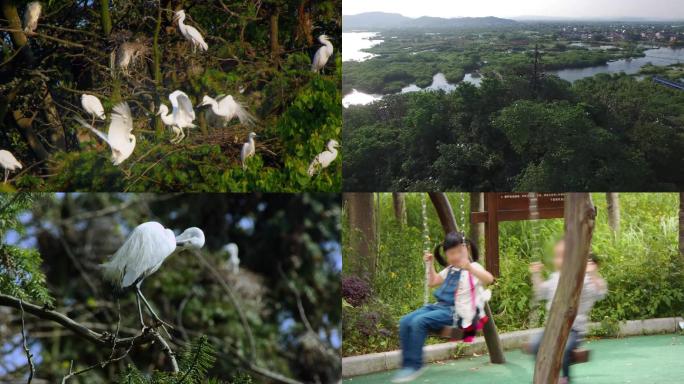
322 38 333 51
328 144 338 155
160 109 174 125
177 14 186 27
207 98 220 114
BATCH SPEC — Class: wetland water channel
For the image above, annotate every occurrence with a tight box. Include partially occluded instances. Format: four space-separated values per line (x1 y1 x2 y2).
343 32 684 107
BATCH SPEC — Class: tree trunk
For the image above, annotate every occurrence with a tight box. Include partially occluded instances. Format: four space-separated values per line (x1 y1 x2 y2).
427 192 505 364
1 0 33 63
152 4 163 133
99 0 112 37
269 7 280 59
392 193 407 226
344 193 376 282
296 0 313 46
606 193 620 234
533 193 596 384
680 193 683 256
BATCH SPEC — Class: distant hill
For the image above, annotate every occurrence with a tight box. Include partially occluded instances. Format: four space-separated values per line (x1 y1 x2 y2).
343 12 517 31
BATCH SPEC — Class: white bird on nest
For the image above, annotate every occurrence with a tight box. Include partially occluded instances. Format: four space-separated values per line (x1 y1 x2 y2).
311 35 333 73
241 132 257 170
158 90 196 144
23 1 42 34
101 222 205 330
308 139 339 176
0 150 23 183
75 102 136 166
173 10 208 53
81 94 106 126
199 95 255 127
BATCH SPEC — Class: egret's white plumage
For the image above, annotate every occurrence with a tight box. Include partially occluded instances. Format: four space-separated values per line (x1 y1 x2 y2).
241 132 257 170
174 10 208 52
23 2 42 34
81 94 105 126
157 104 185 144
75 102 136 166
223 243 239 274
158 91 196 144
311 35 333 73
101 222 205 328
0 150 22 183
308 139 339 176
200 95 255 126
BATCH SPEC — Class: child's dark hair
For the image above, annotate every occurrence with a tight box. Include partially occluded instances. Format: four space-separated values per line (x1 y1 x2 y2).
434 231 479 264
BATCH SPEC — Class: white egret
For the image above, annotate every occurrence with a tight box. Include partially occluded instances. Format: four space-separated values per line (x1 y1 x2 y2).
223 243 239 274
0 150 22 183
162 90 196 144
157 104 185 144
311 35 333 73
173 10 208 53
101 222 205 329
241 132 257 170
81 94 105 126
199 95 255 127
307 139 339 176
75 102 136 166
22 2 42 34
115 42 146 76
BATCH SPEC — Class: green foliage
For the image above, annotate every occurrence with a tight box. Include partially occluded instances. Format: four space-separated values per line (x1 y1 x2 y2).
342 193 684 356
587 316 621 338
345 72 684 190
0 193 52 305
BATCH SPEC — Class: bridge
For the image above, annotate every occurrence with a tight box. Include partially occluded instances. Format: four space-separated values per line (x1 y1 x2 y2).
653 76 684 90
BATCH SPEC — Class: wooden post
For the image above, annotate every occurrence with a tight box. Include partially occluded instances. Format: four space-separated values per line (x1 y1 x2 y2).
428 192 506 364
485 193 500 278
679 193 683 257
343 193 377 282
392 193 407 226
533 193 596 383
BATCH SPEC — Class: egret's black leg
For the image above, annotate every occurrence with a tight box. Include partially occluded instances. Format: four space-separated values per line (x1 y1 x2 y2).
135 291 145 328
137 287 173 339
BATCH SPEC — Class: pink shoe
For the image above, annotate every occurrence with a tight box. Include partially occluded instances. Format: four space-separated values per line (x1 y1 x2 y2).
558 377 569 384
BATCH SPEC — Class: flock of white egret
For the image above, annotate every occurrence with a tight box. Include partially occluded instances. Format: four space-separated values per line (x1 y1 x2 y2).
0 3 340 183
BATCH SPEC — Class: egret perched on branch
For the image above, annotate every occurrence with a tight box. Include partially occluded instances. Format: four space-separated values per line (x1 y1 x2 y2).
173 10 208 52
223 243 239 274
157 90 196 144
22 2 42 34
81 94 105 126
308 139 339 176
0 150 22 183
311 35 333 73
101 222 205 329
199 95 255 126
241 132 257 170
75 102 136 165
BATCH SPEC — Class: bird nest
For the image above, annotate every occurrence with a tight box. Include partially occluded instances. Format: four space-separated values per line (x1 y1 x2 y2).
184 125 280 164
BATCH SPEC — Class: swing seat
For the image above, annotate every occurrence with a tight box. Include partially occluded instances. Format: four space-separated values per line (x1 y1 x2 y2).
521 343 590 364
432 316 489 342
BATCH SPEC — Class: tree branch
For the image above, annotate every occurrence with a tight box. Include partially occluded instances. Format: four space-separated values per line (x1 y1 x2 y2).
19 299 35 384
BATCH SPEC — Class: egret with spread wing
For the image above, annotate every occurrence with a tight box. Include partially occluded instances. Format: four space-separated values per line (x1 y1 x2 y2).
199 95 255 126
173 10 208 52
308 139 339 176
311 35 333 73
75 102 136 166
241 132 257 170
158 91 196 144
101 222 205 329
23 1 42 34
81 94 106 126
0 150 22 183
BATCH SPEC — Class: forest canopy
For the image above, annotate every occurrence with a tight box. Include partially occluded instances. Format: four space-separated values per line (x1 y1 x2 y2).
0 0 341 192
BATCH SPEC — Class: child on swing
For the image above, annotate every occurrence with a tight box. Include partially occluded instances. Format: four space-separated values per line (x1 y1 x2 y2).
528 238 608 384
392 231 494 383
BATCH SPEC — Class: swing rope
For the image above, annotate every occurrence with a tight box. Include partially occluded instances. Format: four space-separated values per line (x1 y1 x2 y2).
421 194 431 306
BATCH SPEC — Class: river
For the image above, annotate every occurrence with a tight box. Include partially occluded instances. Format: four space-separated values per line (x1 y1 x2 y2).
342 31 684 107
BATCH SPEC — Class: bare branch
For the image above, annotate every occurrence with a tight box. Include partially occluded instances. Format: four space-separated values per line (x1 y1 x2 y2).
19 299 35 384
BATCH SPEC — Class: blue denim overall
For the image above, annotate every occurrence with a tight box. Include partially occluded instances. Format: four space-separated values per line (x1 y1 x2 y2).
399 267 461 369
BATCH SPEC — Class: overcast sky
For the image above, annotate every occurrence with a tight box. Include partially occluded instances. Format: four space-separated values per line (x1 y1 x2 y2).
343 0 684 20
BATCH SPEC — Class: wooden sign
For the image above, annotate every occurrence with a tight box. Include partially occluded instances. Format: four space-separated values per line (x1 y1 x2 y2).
470 193 565 278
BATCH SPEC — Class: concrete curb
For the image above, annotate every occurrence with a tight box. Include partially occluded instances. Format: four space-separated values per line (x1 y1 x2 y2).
341 316 684 378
